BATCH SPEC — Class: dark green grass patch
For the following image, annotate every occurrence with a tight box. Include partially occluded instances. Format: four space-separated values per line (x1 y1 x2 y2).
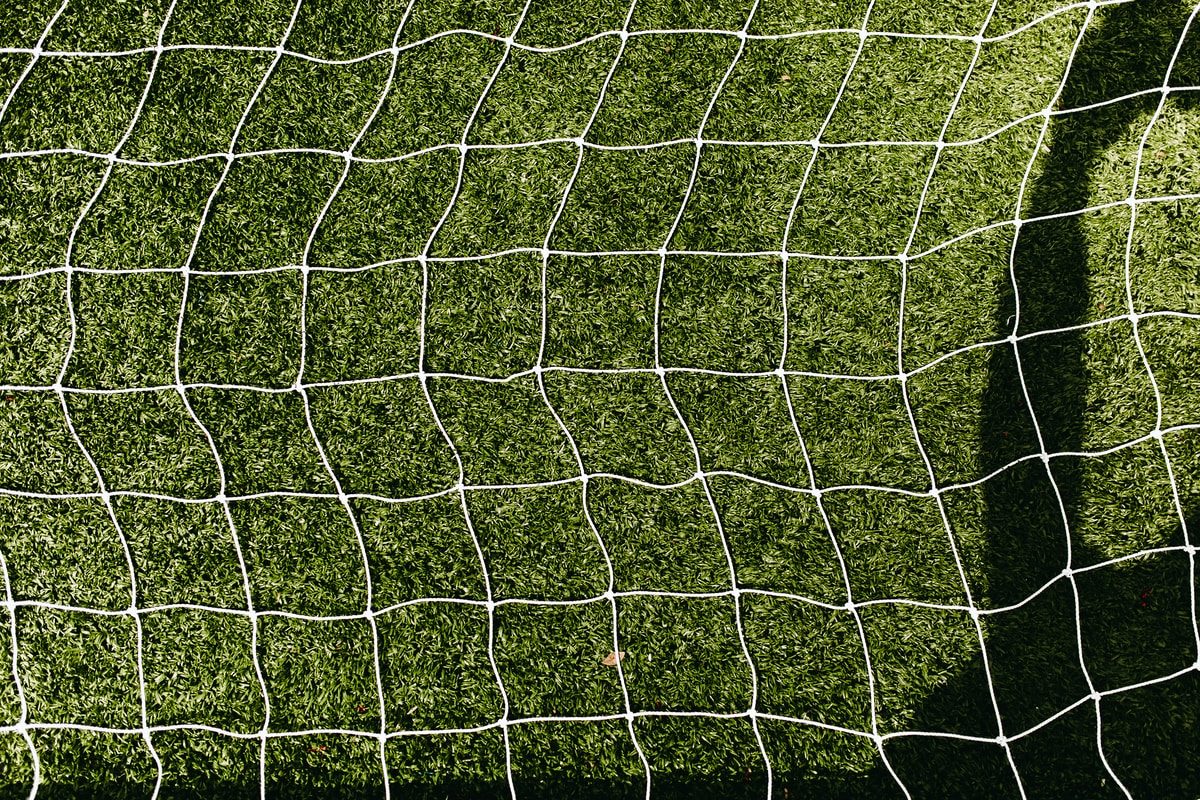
510 720 644 800
869 0 992 36
155 729 261 799
0 495 129 609
238 54 391 153
377 602 503 731
310 379 458 496
902 225 1013 365
618 594 752 713
180 271 303 387
1020 318 1159 452
786 144 934 257
672 145 811 251
545 370 695 484
551 143 693 251
304 262 424 381
122 50 272 160
189 388 332 494
659 254 784 371
265 734 384 800
628 0 752 31
496 600 624 718
824 490 966 604
0 0 62 48
1130 197 1200 315
588 480 729 593
192 153 343 274
749 0 869 35
28 730 157 799
859 603 997 738
423 252 543 375
950 7 1085 140
143 608 264 732
1140 314 1200 428
543 254 658 369
116 497 247 608
357 35 505 158
786 257 900 375
467 484 610 600
430 144 577 257
68 388 220 497
0 391 97 494
287 0 409 59
234 496 367 615
0 54 151 153
0 271 69 385
707 34 858 142
710 476 846 601
942 458 1069 609
66 271 181 389
309 151 458 270
356 494 486 606
471 37 619 145
385 730 507 798
400 0 524 44
430 376 576 484
635 716 767 799
43 0 170 51
0 155 105 277
1075 551 1196 693
75 160 223 272
907 344 1041 486
785 376 928 490
670 373 808 486
164 0 293 48
1052 440 1184 566
825 36 976 143
259 615 380 732
983 580 1091 733
743 594 870 727
588 33 739 147
17 607 141 727
517 0 625 47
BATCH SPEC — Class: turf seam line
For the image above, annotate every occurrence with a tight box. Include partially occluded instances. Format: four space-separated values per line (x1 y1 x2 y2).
164 0 311 796
894 0 1031 791
49 3 184 796
527 0 654 792
288 0 422 791
648 0 777 791
770 0 915 792
412 3 543 795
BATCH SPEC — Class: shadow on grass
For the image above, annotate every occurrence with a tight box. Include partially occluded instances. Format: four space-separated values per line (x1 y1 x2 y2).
852 3 1200 798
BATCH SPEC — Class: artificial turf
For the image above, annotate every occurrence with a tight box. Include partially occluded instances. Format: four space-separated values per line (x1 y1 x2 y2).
0 0 1199 797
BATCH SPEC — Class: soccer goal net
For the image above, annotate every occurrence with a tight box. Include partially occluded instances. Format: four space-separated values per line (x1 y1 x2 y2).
0 0 1198 797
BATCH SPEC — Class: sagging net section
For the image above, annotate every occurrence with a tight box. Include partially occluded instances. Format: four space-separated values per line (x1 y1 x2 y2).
0 0 1198 797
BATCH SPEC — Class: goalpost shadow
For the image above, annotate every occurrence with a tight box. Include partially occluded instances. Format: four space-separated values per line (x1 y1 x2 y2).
844 3 1200 798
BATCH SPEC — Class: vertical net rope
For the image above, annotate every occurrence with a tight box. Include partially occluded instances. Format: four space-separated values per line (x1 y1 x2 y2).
0 0 1198 797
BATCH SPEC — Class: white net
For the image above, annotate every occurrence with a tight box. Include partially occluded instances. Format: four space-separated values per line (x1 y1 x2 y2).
0 0 1198 797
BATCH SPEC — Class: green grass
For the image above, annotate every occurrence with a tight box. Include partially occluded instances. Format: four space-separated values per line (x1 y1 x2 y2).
0 0 1199 797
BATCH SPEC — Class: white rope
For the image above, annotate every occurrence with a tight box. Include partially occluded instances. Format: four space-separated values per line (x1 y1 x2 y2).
0 0 1196 797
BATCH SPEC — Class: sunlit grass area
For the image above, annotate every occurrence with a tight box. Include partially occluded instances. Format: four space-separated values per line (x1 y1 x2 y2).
0 0 1199 797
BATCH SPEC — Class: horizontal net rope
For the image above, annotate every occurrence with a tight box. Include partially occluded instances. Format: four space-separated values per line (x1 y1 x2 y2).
0 0 1198 797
